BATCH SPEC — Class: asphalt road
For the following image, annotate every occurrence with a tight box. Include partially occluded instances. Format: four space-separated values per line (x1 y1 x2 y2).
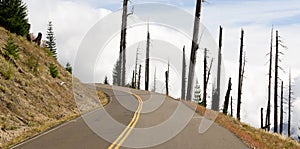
13 85 248 149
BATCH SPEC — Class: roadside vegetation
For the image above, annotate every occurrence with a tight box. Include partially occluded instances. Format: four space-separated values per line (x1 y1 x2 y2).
185 101 300 149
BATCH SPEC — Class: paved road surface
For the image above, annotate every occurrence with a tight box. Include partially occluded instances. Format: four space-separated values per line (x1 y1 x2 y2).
13 85 248 149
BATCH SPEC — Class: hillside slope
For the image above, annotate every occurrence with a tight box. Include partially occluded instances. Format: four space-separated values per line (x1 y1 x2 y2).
0 27 104 148
185 102 300 149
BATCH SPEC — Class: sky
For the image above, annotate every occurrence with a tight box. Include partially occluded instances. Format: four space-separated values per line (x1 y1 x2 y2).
23 0 300 139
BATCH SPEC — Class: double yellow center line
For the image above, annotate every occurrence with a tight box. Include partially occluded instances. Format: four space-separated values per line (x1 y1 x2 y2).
108 93 143 149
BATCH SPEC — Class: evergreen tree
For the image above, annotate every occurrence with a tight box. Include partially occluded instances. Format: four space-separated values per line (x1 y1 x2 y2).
194 80 201 104
112 59 121 85
0 0 30 36
65 62 72 74
46 21 57 58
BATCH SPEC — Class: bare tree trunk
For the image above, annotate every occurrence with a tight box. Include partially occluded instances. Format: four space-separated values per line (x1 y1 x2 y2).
145 23 150 90
261 108 264 129
280 81 284 134
131 70 135 88
134 48 140 89
230 96 233 117
203 48 207 107
186 0 202 101
266 27 273 131
274 30 279 133
223 78 232 115
288 69 292 137
213 26 223 111
165 61 170 95
165 71 169 96
153 67 157 92
119 0 129 86
241 52 246 92
181 46 186 100
204 59 213 107
138 64 141 90
237 29 244 121
207 59 213 87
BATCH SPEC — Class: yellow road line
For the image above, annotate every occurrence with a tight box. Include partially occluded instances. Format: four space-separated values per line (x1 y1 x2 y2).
108 93 143 149
115 94 143 149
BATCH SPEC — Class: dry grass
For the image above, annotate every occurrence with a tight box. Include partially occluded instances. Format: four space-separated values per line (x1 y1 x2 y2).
0 27 108 148
97 91 109 106
184 101 300 149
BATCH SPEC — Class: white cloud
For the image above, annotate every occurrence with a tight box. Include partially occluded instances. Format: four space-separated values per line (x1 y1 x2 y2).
24 0 111 66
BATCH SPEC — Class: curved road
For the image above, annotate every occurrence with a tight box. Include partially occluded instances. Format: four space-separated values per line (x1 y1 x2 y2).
13 85 248 149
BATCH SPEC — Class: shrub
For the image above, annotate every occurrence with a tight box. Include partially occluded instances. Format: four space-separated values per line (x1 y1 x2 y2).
4 37 19 60
0 85 8 93
26 56 39 75
1 63 15 80
49 63 58 78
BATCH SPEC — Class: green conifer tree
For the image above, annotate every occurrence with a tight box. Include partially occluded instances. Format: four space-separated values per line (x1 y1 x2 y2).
46 21 57 58
65 63 72 74
194 80 201 104
0 0 30 36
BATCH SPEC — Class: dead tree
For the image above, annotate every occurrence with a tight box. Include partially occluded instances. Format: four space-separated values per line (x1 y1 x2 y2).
203 48 208 107
201 49 213 107
181 46 186 100
165 61 170 96
165 71 169 95
261 108 264 129
274 30 288 133
288 70 292 137
223 78 232 115
134 47 141 89
138 64 142 90
186 0 202 101
131 70 135 88
230 96 233 117
119 0 129 86
213 26 223 111
274 30 279 133
207 59 213 89
152 67 157 92
145 23 150 91
265 27 274 131
237 29 244 121
280 81 284 134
